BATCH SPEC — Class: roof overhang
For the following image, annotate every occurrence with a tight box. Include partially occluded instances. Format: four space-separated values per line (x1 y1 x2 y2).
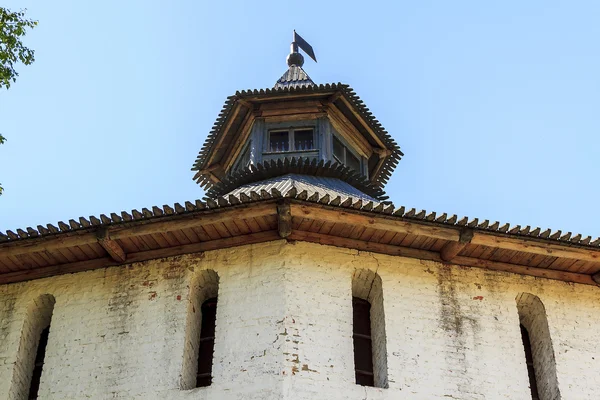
191 83 403 191
1 191 599 286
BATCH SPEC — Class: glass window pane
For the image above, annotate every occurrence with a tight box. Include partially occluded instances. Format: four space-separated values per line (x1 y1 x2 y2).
346 151 361 172
333 136 344 161
294 129 314 150
269 131 289 152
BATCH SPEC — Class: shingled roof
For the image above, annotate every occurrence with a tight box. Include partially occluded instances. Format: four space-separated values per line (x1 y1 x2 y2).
1 187 599 286
191 83 404 190
274 64 315 89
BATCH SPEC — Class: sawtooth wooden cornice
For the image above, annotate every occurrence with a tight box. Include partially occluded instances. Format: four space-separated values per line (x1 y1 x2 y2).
191 83 403 191
1 190 599 286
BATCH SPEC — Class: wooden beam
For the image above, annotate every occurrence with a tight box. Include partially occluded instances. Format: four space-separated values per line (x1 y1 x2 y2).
0 203 277 258
244 91 335 103
289 230 442 261
471 232 600 263
326 105 373 158
440 229 474 261
290 204 460 242
453 256 596 286
337 95 386 149
223 110 255 171
109 203 276 240
96 228 126 262
263 112 327 123
277 202 292 238
592 271 600 285
0 231 281 285
289 230 596 286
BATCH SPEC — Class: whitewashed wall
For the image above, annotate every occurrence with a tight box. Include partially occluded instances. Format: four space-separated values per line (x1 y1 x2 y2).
0 240 598 399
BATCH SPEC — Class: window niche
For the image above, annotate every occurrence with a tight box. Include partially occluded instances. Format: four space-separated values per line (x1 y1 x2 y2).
181 269 220 390
9 294 55 400
351 269 388 389
516 293 561 400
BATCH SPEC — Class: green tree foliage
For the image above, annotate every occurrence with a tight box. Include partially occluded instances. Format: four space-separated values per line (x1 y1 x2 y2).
0 7 37 195
1 7 37 89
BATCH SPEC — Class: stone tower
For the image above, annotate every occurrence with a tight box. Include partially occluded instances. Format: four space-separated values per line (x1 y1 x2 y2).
0 33 599 400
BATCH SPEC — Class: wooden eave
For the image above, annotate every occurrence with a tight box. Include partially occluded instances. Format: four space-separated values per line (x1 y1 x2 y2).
192 83 403 189
1 191 599 287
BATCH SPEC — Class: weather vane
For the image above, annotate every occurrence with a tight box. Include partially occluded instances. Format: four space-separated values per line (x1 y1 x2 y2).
287 30 317 67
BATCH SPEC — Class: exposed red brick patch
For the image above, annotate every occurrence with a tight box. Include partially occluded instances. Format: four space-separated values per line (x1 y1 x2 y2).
473 296 484 301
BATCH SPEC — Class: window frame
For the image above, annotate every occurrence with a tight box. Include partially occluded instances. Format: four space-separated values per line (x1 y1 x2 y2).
352 297 375 387
332 134 363 173
196 297 218 388
265 127 316 154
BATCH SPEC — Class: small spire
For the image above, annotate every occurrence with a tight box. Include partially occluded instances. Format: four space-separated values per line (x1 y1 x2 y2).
286 30 317 67
275 31 317 89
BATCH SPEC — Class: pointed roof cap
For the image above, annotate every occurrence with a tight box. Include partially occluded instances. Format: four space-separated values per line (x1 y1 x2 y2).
274 64 315 89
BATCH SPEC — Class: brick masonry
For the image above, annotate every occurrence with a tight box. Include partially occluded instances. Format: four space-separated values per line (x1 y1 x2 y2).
0 240 599 399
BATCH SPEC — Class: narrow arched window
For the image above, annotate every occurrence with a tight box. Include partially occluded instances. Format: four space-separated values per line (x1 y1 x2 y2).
9 294 55 399
516 293 560 400
351 269 388 388
28 326 50 399
197 297 217 387
181 269 219 390
353 297 374 386
520 324 540 400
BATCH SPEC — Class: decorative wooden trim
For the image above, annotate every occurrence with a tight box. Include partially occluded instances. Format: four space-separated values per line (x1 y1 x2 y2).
0 231 281 285
205 104 243 168
0 203 277 258
440 229 474 261
96 228 126 262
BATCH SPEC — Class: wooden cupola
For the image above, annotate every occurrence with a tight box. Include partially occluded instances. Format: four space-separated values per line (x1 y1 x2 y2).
191 33 403 201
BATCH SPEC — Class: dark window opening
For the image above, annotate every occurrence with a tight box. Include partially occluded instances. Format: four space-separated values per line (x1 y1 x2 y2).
268 128 315 153
520 324 540 400
196 297 217 388
353 297 374 387
28 325 50 400
333 136 344 162
333 136 361 173
346 151 361 172
294 129 314 151
269 131 289 152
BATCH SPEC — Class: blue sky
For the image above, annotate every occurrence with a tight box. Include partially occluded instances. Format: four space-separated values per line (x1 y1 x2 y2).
1 0 598 238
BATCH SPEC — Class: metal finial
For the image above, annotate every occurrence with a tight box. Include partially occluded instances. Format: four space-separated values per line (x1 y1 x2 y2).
287 30 316 67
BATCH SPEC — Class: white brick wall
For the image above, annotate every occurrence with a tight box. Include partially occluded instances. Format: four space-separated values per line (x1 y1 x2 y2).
0 240 599 399
517 292 561 400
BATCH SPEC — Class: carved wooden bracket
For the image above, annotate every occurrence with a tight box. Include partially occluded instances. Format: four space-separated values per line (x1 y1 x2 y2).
277 202 292 238
440 228 474 262
96 228 126 263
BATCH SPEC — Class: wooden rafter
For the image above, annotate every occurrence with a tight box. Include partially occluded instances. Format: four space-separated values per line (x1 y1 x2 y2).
96 228 126 262
440 229 474 262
